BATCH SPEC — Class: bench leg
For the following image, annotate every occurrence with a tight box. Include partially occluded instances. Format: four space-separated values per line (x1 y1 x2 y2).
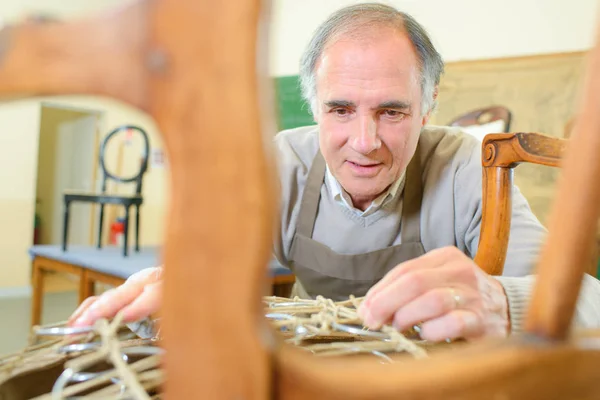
30 260 45 327
79 270 95 303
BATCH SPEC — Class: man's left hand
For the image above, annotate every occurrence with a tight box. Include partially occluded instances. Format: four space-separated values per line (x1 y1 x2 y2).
357 247 510 342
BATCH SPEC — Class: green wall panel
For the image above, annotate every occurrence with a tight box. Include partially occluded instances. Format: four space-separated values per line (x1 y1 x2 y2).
275 75 315 130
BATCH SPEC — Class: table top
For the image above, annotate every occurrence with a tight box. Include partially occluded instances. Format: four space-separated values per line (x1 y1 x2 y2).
29 245 292 280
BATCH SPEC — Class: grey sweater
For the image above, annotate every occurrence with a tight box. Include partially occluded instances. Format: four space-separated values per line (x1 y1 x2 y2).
272 124 600 333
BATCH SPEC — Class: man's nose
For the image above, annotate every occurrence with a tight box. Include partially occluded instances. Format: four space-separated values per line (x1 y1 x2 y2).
350 115 381 154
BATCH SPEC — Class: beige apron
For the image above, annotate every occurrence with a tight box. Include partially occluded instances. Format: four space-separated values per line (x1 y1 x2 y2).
289 148 425 301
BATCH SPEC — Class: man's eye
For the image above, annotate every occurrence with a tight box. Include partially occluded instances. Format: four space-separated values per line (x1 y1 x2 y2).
383 110 401 117
333 108 349 116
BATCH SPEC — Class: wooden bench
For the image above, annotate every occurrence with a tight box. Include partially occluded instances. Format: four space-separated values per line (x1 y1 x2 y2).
28 245 295 327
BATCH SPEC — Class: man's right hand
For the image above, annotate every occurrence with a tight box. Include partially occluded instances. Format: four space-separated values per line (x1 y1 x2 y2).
68 266 163 327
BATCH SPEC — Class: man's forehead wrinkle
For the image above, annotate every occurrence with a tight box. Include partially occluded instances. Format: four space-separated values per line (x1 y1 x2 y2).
320 63 418 90
321 85 417 106
321 81 415 104
316 53 420 87
315 30 423 115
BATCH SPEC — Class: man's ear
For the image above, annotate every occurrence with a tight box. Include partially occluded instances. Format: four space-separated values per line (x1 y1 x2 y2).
421 86 439 126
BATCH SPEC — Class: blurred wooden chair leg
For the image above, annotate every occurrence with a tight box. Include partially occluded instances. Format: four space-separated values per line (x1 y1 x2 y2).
79 269 95 303
30 258 45 327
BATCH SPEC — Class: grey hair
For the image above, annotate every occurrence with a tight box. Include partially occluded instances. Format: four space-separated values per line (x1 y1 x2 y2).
299 3 444 116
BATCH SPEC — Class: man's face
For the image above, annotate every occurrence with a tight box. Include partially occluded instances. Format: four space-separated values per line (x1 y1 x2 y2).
314 28 431 209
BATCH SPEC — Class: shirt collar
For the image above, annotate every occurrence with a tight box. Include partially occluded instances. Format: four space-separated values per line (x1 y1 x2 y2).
324 165 405 217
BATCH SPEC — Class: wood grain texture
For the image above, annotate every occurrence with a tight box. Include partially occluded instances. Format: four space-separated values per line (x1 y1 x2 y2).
0 2 275 397
0 1 600 399
146 1 274 399
0 3 150 108
275 336 600 400
482 132 566 168
474 166 513 275
525 21 600 340
475 132 566 275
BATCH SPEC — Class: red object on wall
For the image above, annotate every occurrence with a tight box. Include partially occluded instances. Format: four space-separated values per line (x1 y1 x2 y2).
109 218 125 246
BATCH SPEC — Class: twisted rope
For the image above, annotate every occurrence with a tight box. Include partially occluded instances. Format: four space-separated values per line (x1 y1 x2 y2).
49 312 158 400
264 295 427 359
2 294 426 399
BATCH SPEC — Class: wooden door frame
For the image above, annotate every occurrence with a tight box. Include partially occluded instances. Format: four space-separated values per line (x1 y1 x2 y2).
38 101 105 246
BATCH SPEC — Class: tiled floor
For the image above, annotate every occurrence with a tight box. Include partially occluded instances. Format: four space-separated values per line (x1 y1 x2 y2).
0 290 78 356
0 273 115 356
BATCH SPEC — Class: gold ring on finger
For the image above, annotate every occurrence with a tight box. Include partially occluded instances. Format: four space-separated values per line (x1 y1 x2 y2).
449 287 461 309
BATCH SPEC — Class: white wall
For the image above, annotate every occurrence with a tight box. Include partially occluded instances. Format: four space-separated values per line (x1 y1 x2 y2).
3 0 596 76
5 0 595 76
269 0 600 76
0 100 41 289
36 107 98 245
0 0 130 22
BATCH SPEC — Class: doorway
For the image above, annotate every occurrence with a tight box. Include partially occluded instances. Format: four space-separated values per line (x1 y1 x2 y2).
34 104 103 247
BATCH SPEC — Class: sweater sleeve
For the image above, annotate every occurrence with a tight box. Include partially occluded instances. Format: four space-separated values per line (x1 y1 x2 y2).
495 274 600 333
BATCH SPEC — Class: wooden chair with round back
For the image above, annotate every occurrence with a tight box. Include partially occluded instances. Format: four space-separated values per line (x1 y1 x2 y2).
62 125 150 257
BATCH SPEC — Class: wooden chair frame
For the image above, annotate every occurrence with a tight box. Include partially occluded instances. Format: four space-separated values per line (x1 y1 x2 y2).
1 1 600 398
475 132 567 275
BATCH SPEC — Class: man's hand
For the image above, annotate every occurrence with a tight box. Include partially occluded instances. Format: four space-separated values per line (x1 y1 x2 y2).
357 247 510 342
68 266 163 327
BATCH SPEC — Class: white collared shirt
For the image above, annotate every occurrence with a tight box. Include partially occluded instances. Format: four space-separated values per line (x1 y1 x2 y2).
324 165 405 217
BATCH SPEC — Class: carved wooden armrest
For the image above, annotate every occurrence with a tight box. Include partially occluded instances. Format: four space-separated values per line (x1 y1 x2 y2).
475 132 567 276
482 132 566 168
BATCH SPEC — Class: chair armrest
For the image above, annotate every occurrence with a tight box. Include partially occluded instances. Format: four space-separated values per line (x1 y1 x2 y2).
482 132 567 168
475 132 566 276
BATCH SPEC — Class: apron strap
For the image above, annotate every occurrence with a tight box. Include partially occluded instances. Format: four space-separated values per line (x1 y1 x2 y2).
295 150 326 238
400 144 423 243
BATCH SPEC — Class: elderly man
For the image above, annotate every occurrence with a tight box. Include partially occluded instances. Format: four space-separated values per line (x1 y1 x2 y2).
69 3 600 342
